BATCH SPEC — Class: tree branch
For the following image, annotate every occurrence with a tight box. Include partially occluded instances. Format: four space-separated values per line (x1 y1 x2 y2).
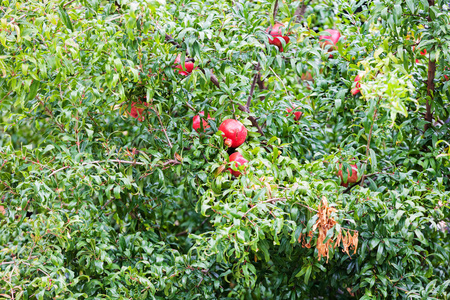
63 0 76 8
360 97 381 187
203 68 265 136
294 0 310 21
273 0 279 20
246 62 260 109
425 49 435 132
50 159 181 177
165 34 181 48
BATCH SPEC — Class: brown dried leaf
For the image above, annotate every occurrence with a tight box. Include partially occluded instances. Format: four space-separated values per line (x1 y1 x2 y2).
215 164 226 177
352 231 359 254
298 233 303 244
174 152 183 162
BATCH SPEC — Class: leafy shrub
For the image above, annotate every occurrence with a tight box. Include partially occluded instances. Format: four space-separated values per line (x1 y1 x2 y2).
0 0 449 299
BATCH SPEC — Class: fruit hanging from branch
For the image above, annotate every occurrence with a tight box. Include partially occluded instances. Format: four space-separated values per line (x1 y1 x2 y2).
351 74 362 95
219 119 248 148
228 152 248 177
337 164 358 187
129 101 149 122
319 29 341 57
412 46 427 63
174 54 197 76
193 111 214 132
266 23 290 52
286 106 303 121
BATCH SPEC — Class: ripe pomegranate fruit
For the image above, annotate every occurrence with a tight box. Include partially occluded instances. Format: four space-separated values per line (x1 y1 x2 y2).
319 29 340 49
286 106 302 121
193 111 214 132
266 23 290 52
228 152 248 177
319 29 341 58
412 46 427 63
351 74 362 95
174 54 197 76
129 101 149 121
301 71 313 81
219 119 247 148
337 164 358 187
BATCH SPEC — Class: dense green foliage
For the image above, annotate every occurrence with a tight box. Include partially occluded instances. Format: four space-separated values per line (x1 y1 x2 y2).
1 0 450 299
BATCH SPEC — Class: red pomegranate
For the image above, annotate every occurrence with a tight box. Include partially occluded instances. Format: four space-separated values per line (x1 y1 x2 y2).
175 62 196 76
174 54 182 64
286 106 302 121
228 152 248 177
337 164 358 187
129 101 149 121
351 74 362 95
219 119 247 148
412 46 427 63
193 111 214 132
266 23 290 52
319 29 341 58
174 54 197 76
319 29 341 49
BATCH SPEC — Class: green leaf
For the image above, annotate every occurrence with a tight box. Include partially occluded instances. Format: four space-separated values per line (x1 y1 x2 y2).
27 80 40 100
58 6 74 32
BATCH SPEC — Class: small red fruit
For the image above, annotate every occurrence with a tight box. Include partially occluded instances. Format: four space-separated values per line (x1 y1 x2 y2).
129 101 149 121
412 46 427 64
193 111 214 132
228 152 248 177
219 119 247 148
266 23 290 52
319 29 341 50
286 107 302 121
174 54 197 76
337 164 358 187
174 54 182 64
175 62 195 76
351 74 362 95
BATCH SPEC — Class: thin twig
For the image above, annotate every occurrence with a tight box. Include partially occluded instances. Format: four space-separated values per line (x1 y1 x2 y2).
165 34 182 48
246 62 260 109
360 97 381 187
63 0 76 8
150 108 173 148
273 0 279 20
202 67 265 136
268 66 288 95
49 159 180 177
75 112 80 153
294 0 310 21
0 179 17 195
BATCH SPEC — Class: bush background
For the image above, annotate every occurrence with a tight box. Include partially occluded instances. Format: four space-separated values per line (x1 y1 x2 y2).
0 0 449 299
